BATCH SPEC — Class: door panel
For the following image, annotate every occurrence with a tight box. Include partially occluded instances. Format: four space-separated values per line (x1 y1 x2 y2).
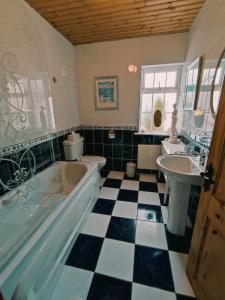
187 70 225 299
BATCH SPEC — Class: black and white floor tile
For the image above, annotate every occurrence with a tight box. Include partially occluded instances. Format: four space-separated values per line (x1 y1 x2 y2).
51 171 195 300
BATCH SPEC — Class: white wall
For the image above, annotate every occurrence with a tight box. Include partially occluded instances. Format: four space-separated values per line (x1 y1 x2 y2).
186 0 225 62
75 33 188 126
23 1 79 131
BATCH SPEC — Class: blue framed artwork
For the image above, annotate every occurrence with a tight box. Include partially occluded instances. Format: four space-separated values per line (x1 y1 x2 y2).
184 57 202 110
95 76 119 110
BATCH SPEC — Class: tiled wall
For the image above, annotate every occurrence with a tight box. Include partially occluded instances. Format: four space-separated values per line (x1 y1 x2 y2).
76 127 168 172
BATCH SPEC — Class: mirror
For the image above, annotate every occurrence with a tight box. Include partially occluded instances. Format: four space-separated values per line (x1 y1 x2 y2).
210 48 225 118
184 57 202 110
154 109 162 127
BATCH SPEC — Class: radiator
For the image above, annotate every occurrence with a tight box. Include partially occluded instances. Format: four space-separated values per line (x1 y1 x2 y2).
137 144 162 170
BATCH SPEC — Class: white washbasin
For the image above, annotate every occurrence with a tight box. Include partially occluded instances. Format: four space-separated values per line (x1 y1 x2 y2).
157 154 202 185
157 154 203 236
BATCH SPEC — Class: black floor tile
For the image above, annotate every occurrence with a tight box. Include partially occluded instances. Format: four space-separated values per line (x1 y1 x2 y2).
137 204 163 223
87 273 132 300
92 198 115 215
176 295 196 300
159 193 169 206
117 189 138 202
139 182 158 192
103 178 122 188
106 216 136 243
66 234 103 271
133 245 174 292
100 170 110 177
165 226 193 254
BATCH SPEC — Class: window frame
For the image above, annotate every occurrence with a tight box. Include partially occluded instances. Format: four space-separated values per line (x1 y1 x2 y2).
139 63 183 133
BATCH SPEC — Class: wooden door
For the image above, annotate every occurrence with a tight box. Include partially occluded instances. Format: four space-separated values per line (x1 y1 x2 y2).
187 77 225 299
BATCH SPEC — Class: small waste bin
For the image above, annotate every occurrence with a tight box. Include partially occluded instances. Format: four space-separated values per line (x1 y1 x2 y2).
126 162 136 178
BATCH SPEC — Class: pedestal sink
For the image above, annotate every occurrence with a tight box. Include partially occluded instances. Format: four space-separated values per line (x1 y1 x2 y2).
157 154 202 236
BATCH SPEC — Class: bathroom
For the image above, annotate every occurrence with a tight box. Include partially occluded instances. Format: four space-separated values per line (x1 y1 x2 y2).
0 0 225 299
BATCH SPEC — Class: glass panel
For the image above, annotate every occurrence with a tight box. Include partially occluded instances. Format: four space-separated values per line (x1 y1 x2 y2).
166 71 177 87
141 94 152 112
164 113 172 131
140 113 152 132
154 72 166 88
144 73 154 88
187 69 193 85
164 93 176 112
153 93 164 108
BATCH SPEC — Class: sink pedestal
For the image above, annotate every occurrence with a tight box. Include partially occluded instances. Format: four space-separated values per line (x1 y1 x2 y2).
167 178 191 236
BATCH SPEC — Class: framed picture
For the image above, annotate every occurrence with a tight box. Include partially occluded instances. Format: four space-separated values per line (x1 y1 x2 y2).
95 76 119 110
184 57 202 110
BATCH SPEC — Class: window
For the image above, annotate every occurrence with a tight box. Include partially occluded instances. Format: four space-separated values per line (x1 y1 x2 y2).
139 63 183 133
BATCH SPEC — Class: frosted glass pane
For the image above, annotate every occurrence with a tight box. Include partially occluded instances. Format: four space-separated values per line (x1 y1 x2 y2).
154 72 166 88
140 113 152 132
193 68 198 84
166 71 177 87
164 113 172 131
215 68 222 85
144 73 154 88
153 93 164 108
164 93 176 112
141 94 152 112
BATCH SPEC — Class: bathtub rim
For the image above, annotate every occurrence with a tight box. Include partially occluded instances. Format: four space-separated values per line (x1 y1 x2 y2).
0 161 98 286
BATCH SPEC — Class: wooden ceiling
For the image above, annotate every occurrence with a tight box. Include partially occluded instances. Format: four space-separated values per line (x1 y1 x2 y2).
25 0 205 45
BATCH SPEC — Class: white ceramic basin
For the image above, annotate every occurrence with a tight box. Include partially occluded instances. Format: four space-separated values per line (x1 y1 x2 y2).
157 154 202 185
157 154 202 236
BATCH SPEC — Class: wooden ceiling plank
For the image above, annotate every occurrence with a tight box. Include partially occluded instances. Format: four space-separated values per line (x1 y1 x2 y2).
59 9 199 33
25 0 205 45
47 1 204 25
41 0 202 20
70 24 191 43
65 16 195 36
73 25 189 44
68 20 192 40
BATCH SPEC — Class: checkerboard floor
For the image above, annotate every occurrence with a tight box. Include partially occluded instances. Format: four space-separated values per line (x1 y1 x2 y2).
51 171 196 300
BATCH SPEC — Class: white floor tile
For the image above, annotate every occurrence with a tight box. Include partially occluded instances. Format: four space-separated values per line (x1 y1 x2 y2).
138 191 160 206
81 213 111 237
108 171 125 180
157 182 166 193
112 201 137 219
161 206 168 224
136 220 168 250
51 266 93 300
169 251 195 297
96 239 134 281
100 177 106 187
99 187 119 200
132 283 176 300
121 180 139 191
139 173 157 182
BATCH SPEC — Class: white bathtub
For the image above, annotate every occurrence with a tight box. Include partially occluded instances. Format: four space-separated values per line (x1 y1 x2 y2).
0 161 99 300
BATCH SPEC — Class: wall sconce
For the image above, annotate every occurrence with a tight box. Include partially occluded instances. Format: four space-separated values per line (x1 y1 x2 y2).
128 64 137 73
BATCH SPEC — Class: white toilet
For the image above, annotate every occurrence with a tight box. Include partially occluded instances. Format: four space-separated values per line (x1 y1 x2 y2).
63 137 106 170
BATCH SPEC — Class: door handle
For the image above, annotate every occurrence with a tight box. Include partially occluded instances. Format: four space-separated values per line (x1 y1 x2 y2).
200 164 214 192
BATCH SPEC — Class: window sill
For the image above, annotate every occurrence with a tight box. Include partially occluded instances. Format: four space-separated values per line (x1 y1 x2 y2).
134 131 170 136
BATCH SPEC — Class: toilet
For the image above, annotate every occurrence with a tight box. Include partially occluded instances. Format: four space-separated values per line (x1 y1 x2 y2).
63 137 106 170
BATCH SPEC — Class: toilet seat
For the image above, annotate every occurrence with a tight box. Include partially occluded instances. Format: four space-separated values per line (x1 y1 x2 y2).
80 155 106 167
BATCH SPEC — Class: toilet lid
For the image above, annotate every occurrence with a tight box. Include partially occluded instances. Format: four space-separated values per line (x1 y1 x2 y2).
80 155 106 165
